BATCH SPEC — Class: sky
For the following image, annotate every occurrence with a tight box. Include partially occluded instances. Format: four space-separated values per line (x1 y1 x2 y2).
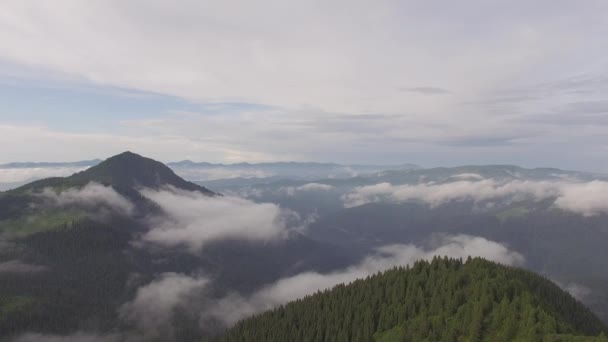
1 0 608 171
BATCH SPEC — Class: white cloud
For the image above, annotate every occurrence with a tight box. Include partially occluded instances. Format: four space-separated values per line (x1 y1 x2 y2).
1 1 585 113
203 234 524 325
0 167 85 183
226 187 265 199
342 179 608 216
342 179 560 208
1 2 608 170
17 273 210 341
553 181 608 216
12 332 120 342
449 173 484 180
280 182 335 196
296 183 335 191
553 279 592 301
140 187 291 251
40 182 134 216
0 124 259 165
0 260 48 274
563 283 592 301
119 273 208 338
171 167 273 181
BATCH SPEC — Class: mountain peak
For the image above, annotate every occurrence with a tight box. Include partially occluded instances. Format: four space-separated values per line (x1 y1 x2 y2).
112 150 138 158
98 151 156 169
15 152 215 195
72 151 214 194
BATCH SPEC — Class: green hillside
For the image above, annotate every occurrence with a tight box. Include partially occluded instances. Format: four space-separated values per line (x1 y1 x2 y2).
223 258 607 342
0 152 215 238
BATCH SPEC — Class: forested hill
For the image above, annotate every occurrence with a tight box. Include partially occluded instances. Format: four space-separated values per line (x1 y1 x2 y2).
222 258 608 342
10 151 215 195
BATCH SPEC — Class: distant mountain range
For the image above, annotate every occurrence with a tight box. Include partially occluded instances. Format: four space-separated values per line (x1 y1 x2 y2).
0 152 607 341
166 160 421 182
0 158 418 175
0 158 420 191
0 159 102 169
167 160 420 170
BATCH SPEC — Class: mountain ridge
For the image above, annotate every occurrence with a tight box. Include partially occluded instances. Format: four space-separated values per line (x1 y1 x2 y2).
10 151 215 195
167 160 420 169
223 257 608 341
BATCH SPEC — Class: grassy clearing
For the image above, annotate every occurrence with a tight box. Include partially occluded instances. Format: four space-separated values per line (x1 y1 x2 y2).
0 209 86 237
497 206 530 224
0 296 36 317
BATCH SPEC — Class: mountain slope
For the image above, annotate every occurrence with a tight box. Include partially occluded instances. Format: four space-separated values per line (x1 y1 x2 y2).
12 151 215 195
0 152 355 339
1 151 215 238
223 258 607 342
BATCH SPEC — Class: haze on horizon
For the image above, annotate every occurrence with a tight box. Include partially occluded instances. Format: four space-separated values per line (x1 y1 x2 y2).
1 1 607 172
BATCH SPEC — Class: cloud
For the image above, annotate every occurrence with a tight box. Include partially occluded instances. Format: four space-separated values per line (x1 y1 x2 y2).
552 280 592 301
2 1 587 114
553 181 608 216
12 332 121 342
21 273 211 341
449 173 484 180
227 187 264 199
342 179 560 208
171 167 273 181
40 182 134 216
279 183 335 196
140 187 292 251
436 134 527 147
2 2 608 170
0 260 48 274
0 182 26 191
342 179 608 216
203 234 524 325
563 283 592 301
119 273 208 338
522 100 608 126
296 183 335 191
0 167 86 183
398 86 451 95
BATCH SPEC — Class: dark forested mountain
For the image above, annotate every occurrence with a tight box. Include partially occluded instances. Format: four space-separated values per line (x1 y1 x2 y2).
0 152 218 339
0 152 357 340
224 258 608 342
13 151 215 195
